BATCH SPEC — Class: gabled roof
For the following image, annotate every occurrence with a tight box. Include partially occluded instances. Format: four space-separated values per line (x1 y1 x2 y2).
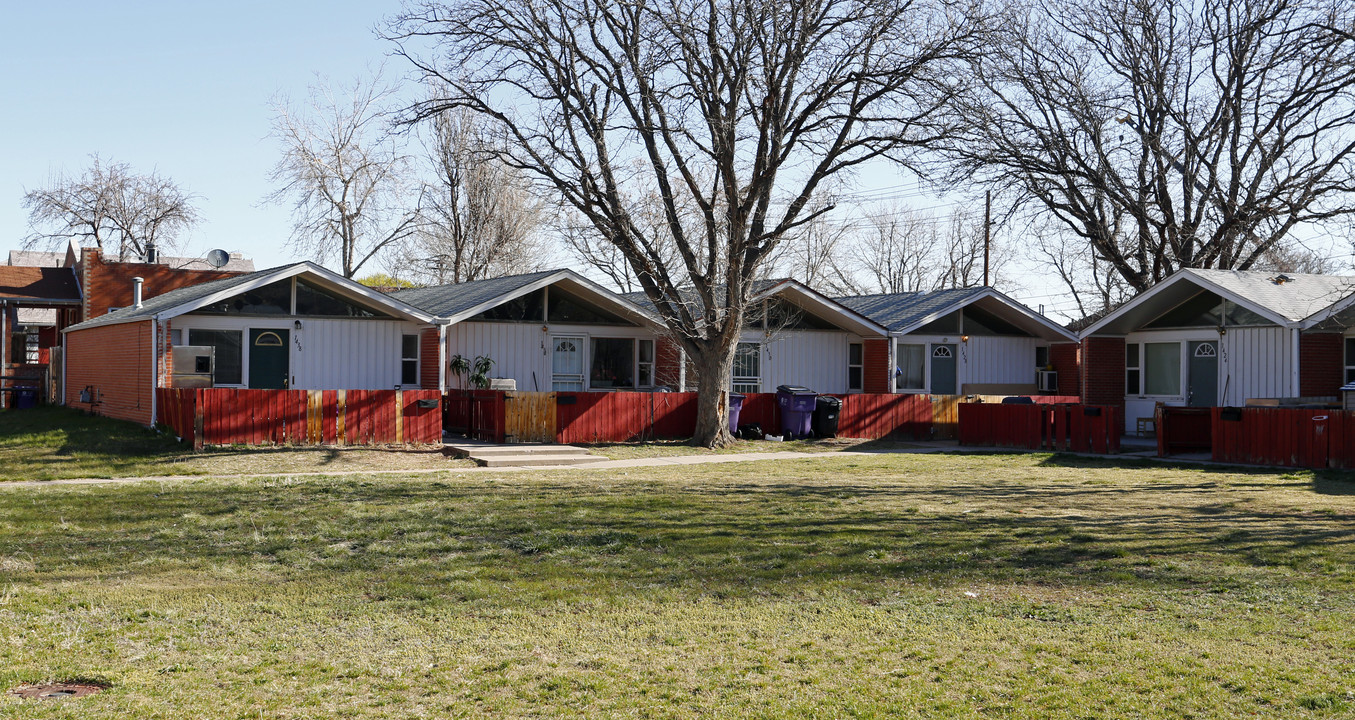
64 262 437 332
393 269 661 327
1080 268 1355 336
6 250 64 268
837 287 1077 341
0 266 81 303
619 278 890 336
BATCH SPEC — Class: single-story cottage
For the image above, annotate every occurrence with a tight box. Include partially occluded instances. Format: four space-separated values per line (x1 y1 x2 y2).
395 270 668 393
836 287 1081 396
1078 268 1355 428
62 262 440 426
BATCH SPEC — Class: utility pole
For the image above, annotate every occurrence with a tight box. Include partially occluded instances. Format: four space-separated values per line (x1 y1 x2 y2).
983 190 991 287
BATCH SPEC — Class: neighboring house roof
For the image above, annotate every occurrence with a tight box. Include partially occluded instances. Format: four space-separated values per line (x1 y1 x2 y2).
0 266 81 303
6 250 64 267
618 278 889 337
6 248 255 272
64 262 436 332
1080 268 1355 336
156 254 256 272
394 269 661 327
837 287 1077 341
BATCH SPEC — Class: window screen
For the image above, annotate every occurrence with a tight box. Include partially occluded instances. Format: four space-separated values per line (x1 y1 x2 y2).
1143 342 1181 396
896 343 925 391
187 329 243 385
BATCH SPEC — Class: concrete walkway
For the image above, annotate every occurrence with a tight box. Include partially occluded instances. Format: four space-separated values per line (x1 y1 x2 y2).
0 442 1281 490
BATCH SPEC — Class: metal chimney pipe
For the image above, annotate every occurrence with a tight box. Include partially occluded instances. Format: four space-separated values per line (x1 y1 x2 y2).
133 277 144 309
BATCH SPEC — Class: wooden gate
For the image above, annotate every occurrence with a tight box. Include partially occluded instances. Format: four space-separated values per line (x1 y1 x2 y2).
931 395 962 440
504 391 557 443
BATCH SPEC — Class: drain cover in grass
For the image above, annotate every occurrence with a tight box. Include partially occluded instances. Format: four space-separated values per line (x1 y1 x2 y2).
9 683 106 700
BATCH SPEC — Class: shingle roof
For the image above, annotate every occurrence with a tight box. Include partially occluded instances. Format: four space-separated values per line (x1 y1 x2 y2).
65 264 308 331
6 250 64 268
0 266 81 302
1182 269 1355 323
391 270 561 317
619 278 796 315
834 287 990 332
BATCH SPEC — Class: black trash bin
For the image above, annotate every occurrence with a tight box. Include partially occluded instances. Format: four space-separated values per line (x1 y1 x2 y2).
14 386 38 410
813 395 841 438
776 385 817 439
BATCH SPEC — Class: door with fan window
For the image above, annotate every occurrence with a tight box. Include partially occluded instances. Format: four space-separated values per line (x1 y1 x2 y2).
248 329 290 389
552 336 585 390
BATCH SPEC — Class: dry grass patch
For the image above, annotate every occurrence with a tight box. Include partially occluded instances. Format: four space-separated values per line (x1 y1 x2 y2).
1 453 1353 717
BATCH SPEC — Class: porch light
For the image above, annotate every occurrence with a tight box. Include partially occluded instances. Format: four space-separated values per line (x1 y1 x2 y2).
294 319 304 330
961 334 970 343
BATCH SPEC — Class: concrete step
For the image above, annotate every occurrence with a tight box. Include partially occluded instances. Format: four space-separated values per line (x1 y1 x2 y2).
462 445 593 458
477 454 603 468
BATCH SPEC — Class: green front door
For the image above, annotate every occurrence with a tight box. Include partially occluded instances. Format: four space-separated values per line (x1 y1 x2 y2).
248 329 290 389
930 344 957 395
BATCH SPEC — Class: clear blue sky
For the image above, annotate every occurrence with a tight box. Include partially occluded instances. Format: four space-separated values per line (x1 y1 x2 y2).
1 0 402 270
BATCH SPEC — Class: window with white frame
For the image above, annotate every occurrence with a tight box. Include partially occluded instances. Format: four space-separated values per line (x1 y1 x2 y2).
732 342 761 393
401 335 420 386
1143 342 1181 396
1125 343 1141 395
848 342 863 392
638 339 655 387
896 343 926 391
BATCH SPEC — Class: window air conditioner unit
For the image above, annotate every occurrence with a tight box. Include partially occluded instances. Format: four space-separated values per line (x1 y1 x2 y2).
1037 370 1058 392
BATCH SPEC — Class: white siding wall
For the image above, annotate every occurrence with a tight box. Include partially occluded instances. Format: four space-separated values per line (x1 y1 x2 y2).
1220 326 1293 405
171 315 426 390
754 330 851 394
445 321 659 392
963 335 1040 386
445 321 546 391
1121 326 1295 427
894 334 1043 393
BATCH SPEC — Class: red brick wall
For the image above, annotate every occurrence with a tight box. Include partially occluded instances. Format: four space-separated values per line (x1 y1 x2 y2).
1081 336 1125 406
863 338 891 393
1049 342 1081 399
656 337 683 389
420 328 440 390
1299 332 1343 398
81 248 241 321
65 320 154 426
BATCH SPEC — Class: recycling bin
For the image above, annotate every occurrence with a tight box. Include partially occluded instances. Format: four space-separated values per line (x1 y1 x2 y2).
776 385 817 439
14 386 38 410
813 395 841 438
728 392 746 435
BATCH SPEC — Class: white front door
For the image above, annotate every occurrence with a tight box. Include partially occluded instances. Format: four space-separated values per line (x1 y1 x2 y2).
552 336 585 390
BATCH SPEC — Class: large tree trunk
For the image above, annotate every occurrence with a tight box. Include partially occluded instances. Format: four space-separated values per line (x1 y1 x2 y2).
688 337 738 448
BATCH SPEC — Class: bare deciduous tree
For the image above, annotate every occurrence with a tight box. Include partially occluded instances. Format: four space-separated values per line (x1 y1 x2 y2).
267 73 421 278
387 0 982 445
400 104 548 285
944 0 1355 295
22 155 200 261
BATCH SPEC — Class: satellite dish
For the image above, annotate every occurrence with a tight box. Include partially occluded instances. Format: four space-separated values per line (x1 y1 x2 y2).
205 249 230 269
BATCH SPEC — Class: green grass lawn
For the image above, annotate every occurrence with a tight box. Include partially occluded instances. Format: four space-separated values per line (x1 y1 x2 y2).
0 407 466 481
2 454 1354 717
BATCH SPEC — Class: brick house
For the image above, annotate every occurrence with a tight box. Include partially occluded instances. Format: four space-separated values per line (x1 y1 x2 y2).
62 262 438 426
1078 268 1355 429
1 243 254 407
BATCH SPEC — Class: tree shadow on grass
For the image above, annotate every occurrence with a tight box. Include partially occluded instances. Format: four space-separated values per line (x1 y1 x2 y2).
5 466 1353 603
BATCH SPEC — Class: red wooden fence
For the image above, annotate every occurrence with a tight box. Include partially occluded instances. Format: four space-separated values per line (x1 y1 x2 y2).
1156 406 1213 456
1212 407 1355 469
156 388 442 450
958 403 1121 454
449 390 1077 445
